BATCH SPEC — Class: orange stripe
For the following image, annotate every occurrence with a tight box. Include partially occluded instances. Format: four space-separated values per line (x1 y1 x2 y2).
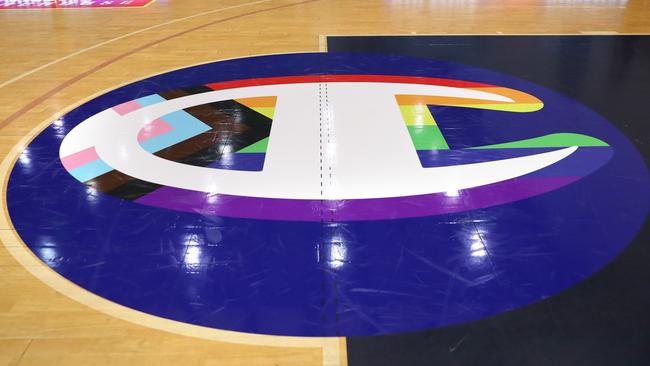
236 96 277 108
470 87 542 104
396 94 511 106
396 87 542 107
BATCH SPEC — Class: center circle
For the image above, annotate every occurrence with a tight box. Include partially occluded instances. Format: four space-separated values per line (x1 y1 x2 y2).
7 53 649 337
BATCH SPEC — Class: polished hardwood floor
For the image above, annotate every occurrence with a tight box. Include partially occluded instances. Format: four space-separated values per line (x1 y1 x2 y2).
1 1 649 365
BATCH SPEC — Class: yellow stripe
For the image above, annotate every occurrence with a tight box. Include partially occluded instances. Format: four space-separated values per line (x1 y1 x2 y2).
399 105 436 126
251 106 275 119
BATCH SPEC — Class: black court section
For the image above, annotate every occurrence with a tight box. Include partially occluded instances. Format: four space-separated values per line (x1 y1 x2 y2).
108 178 162 201
328 36 650 366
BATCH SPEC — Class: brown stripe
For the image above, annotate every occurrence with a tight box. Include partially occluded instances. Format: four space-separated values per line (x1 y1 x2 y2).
158 89 196 100
155 131 223 161
154 102 252 161
184 103 242 130
0 0 318 131
158 86 212 100
86 169 136 192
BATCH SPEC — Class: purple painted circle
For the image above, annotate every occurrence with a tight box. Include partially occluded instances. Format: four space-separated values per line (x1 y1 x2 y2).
7 53 650 337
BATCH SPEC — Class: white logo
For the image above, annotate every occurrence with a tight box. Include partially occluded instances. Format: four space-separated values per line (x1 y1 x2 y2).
60 80 573 200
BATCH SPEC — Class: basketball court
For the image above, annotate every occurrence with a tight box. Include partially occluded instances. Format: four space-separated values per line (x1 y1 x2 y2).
1 1 649 365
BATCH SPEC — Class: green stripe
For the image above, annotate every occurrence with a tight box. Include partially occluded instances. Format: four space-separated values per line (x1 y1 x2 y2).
237 137 269 153
408 125 449 150
469 133 609 149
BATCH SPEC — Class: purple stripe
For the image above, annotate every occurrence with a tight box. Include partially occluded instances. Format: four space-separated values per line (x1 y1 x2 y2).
135 176 579 221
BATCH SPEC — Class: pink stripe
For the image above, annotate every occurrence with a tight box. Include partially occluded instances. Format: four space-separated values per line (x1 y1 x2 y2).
137 118 174 142
61 147 99 171
60 119 173 171
112 100 142 116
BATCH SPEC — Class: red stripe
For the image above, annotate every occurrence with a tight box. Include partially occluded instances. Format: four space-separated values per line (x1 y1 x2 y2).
206 74 492 91
206 76 320 90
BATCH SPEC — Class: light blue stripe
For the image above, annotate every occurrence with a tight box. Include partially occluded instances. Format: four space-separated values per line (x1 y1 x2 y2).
140 110 210 153
162 110 209 132
68 108 210 182
141 133 187 153
69 159 112 182
136 94 166 106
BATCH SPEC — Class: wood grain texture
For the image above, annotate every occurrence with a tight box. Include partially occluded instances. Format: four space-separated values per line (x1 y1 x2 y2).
1 0 650 365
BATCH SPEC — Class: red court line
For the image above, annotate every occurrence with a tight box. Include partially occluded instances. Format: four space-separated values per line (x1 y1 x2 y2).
0 0 318 131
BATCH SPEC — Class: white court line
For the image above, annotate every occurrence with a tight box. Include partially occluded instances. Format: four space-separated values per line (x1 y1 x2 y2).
318 34 328 52
0 0 273 90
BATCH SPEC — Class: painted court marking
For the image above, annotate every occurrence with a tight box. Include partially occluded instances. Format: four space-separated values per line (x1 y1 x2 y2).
0 112 345 366
0 0 318 131
0 0 273 91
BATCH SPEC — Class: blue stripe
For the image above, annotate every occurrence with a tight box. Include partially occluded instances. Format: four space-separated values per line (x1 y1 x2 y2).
136 94 166 106
140 110 210 153
71 109 211 181
69 159 112 182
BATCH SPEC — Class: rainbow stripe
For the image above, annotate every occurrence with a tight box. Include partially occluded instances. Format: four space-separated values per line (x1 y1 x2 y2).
396 85 545 154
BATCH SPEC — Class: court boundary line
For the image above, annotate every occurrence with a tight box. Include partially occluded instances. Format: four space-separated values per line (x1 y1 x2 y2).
323 32 650 36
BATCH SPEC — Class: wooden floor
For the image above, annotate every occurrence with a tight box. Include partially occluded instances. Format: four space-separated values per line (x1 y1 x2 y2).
1 1 650 365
